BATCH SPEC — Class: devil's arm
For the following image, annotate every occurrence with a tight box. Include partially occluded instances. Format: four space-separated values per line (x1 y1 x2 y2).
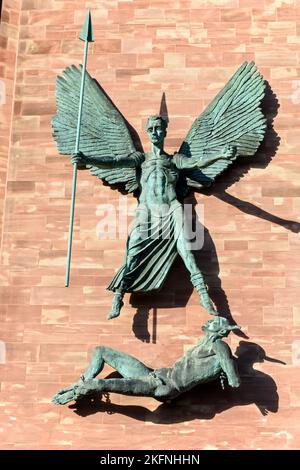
212 339 240 388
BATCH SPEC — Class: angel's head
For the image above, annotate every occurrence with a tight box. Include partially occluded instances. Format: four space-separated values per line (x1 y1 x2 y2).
146 115 168 147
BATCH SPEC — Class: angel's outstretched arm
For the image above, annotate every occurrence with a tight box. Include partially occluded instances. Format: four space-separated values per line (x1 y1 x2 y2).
71 151 144 169
173 146 236 170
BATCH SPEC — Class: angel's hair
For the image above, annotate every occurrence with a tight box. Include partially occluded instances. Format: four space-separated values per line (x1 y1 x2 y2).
147 115 168 131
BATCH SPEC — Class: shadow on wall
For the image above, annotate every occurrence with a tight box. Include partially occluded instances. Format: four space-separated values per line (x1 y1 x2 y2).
69 341 285 424
210 81 299 232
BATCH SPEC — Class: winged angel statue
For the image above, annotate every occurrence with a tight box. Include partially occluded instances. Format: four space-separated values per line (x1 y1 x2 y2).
52 61 266 321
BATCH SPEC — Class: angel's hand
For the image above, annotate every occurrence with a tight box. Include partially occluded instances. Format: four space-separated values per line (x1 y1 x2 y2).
223 145 237 160
71 151 88 168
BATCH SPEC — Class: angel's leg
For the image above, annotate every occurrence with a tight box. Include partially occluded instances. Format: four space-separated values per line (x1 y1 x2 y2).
108 225 142 320
175 220 217 315
107 289 125 320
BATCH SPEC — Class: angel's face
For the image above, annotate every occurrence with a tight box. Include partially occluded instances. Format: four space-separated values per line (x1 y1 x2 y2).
146 119 166 146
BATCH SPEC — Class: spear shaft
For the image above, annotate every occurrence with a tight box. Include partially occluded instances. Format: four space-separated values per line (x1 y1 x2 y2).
65 11 94 287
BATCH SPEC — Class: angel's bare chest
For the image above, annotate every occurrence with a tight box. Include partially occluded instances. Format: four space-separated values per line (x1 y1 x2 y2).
139 156 179 187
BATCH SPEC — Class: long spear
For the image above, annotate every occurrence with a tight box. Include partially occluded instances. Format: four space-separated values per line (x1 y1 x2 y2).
65 10 94 287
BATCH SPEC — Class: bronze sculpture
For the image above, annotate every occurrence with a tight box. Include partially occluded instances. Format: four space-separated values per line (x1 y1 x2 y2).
52 316 241 405
52 61 266 321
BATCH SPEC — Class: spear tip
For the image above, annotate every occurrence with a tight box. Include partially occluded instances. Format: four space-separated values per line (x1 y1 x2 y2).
79 9 94 42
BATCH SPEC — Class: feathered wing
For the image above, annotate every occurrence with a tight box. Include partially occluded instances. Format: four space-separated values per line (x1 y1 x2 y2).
52 65 139 193
178 61 266 189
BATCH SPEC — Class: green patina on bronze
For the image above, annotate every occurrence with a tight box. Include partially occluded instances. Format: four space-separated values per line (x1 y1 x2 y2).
52 317 241 405
64 10 94 288
52 61 266 320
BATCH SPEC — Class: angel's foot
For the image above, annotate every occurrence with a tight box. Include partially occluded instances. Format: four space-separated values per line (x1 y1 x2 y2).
191 274 218 314
107 293 124 320
200 296 218 316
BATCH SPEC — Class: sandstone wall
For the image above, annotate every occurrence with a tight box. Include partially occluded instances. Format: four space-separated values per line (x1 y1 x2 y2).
0 0 299 449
